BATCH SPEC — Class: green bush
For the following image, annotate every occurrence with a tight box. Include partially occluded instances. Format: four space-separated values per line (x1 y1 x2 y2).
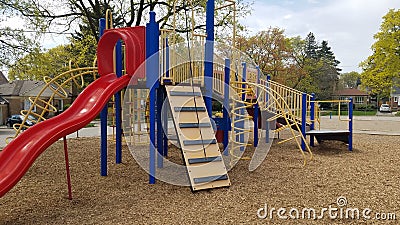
396 111 400 117
212 100 222 111
332 104 348 111
319 102 332 110
355 104 376 111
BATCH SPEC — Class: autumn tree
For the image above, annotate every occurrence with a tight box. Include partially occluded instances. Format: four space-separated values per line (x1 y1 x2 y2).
360 9 400 97
236 27 307 86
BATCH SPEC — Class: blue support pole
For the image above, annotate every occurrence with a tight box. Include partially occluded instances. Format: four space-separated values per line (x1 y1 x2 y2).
146 11 160 184
115 40 123 164
163 88 168 157
157 88 164 168
348 97 353 151
204 0 215 118
223 59 230 155
254 103 259 147
265 75 271 143
99 18 108 176
148 87 156 183
309 93 315 147
301 93 307 151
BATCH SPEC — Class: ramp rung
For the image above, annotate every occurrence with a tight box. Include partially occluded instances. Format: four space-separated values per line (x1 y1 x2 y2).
179 123 211 128
174 107 206 112
193 174 229 184
183 139 216 145
170 91 201 96
188 156 222 164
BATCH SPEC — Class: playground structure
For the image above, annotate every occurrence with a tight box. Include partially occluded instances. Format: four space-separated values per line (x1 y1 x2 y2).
0 0 354 197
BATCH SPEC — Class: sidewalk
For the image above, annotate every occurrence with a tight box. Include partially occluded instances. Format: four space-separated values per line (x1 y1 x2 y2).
0 124 114 149
319 115 400 135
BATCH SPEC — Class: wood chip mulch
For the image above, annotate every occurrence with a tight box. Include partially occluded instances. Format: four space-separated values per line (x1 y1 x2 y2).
1 134 399 224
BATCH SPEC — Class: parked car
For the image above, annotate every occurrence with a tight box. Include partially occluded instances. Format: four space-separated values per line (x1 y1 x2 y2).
6 115 36 128
379 104 391 113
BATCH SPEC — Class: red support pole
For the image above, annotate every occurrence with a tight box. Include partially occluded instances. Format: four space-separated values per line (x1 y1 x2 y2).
63 136 72 200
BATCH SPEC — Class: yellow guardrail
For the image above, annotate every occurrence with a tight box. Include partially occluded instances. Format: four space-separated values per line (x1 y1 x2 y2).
6 66 98 144
229 81 254 166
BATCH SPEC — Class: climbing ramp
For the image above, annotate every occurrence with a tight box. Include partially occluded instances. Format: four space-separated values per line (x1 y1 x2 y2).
165 85 231 191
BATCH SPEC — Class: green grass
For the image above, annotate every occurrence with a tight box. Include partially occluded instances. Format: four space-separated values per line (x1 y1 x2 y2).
85 123 96 128
320 110 377 116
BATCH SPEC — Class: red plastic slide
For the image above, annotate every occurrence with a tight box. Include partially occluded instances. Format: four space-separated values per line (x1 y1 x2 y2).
0 25 145 198
0 73 130 197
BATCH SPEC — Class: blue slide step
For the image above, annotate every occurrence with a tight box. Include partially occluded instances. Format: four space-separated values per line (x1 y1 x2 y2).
183 139 217 145
193 174 229 184
174 107 206 112
188 156 222 164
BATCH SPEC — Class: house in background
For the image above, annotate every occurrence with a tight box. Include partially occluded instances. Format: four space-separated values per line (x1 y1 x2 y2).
0 73 70 125
333 88 370 105
0 72 9 123
390 87 400 111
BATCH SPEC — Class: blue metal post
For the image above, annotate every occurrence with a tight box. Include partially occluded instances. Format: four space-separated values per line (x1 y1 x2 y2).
115 40 123 164
254 103 259 147
204 0 215 118
348 97 353 151
157 88 164 168
223 59 230 155
146 11 160 184
265 75 271 143
163 88 168 157
301 93 307 151
309 93 315 147
253 66 259 147
99 18 108 176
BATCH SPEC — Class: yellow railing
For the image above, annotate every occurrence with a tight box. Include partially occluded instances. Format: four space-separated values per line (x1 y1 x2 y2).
123 88 149 145
213 64 225 96
6 66 98 144
229 81 254 166
247 81 313 166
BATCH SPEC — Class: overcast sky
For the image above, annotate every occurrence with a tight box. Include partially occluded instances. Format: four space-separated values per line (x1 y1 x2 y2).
2 0 398 75
239 0 398 73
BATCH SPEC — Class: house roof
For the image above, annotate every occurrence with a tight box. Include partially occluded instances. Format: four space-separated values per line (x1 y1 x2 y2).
392 87 400 95
0 71 8 85
0 96 8 104
334 88 368 96
0 80 45 96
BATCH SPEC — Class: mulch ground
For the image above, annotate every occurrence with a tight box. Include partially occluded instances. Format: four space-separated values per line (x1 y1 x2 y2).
1 134 399 225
